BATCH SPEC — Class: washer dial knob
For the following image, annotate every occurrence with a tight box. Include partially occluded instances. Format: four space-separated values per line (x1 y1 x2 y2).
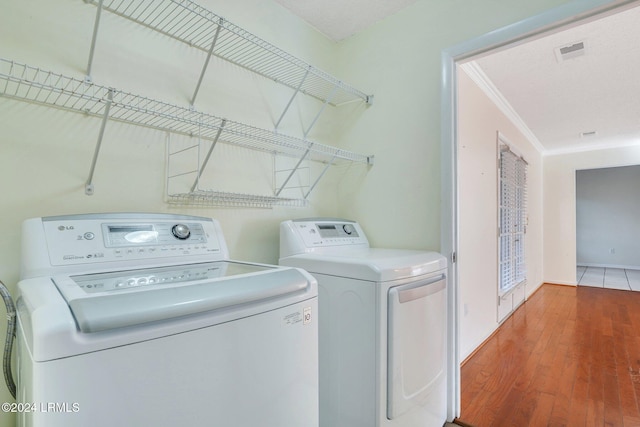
343 224 355 235
172 224 191 240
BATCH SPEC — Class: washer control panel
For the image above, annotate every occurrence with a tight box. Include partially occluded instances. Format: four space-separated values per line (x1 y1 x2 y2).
102 222 206 248
32 214 225 270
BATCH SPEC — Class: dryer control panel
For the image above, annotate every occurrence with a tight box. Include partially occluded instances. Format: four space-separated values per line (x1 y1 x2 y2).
280 219 369 257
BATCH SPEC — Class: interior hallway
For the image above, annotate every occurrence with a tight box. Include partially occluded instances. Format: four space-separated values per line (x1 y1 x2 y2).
458 284 640 427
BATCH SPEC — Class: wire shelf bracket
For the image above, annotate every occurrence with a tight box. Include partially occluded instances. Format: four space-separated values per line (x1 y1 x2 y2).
304 152 337 199
85 87 114 195
190 118 225 192
275 67 310 131
85 0 104 82
190 18 223 107
303 84 339 139
275 142 314 197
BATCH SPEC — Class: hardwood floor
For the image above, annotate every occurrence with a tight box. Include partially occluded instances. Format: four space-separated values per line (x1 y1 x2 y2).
458 284 640 427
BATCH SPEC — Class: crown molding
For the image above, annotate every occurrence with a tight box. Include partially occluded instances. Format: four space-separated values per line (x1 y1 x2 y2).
459 61 546 155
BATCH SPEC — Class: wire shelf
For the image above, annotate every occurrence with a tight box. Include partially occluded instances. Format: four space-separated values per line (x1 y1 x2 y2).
0 58 372 207
0 58 372 165
166 190 308 208
86 0 372 107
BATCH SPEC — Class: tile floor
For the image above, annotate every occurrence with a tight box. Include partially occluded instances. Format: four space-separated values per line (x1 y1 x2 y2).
577 266 640 291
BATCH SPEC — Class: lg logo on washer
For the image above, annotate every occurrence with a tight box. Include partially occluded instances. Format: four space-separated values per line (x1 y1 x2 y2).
58 225 75 231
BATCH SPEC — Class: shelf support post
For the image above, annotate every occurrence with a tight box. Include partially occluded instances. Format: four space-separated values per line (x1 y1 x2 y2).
303 84 339 139
275 67 310 130
275 143 314 197
190 119 226 192
304 153 337 199
85 88 114 195
85 0 105 82
190 18 224 107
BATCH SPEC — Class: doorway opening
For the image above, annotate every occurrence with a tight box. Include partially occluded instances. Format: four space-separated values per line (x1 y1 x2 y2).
442 0 640 420
576 165 640 291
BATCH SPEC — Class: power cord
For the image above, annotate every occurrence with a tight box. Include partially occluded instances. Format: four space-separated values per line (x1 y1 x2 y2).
0 280 16 399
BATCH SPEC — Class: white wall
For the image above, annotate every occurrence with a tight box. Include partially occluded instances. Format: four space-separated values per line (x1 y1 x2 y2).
576 165 640 268
456 68 544 360
329 0 571 251
544 146 640 284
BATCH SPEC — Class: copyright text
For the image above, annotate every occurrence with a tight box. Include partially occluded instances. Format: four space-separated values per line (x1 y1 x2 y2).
2 402 80 413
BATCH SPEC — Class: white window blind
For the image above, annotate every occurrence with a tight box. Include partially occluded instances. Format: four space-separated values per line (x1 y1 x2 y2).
498 142 527 296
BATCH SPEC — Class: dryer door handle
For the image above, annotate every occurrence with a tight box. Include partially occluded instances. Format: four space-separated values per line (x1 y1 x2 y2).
393 274 446 303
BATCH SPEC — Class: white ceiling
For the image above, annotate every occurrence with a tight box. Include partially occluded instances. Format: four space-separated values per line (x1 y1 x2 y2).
273 0 418 41
276 1 640 155
472 4 640 155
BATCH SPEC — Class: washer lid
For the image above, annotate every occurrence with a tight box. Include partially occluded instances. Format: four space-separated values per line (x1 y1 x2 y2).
280 248 447 282
53 261 312 332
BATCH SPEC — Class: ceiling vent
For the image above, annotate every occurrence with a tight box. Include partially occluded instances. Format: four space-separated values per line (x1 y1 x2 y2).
580 130 597 138
554 40 587 62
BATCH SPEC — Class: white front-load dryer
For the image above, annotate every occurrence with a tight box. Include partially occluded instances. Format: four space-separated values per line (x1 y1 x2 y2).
279 218 447 427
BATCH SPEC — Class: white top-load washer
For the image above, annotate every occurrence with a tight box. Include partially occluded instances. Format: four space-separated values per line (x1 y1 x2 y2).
16 213 318 427
279 218 447 427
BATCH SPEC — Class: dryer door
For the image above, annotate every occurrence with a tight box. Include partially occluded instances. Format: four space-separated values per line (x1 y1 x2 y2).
387 273 446 420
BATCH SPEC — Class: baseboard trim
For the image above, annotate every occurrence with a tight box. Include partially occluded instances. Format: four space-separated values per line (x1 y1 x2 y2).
543 282 577 287
543 280 577 286
452 419 476 427
578 263 640 270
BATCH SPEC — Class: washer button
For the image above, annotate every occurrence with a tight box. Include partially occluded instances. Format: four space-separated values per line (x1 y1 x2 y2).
84 232 95 240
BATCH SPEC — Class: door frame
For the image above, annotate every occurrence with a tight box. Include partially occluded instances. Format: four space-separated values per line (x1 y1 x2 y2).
440 0 638 419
